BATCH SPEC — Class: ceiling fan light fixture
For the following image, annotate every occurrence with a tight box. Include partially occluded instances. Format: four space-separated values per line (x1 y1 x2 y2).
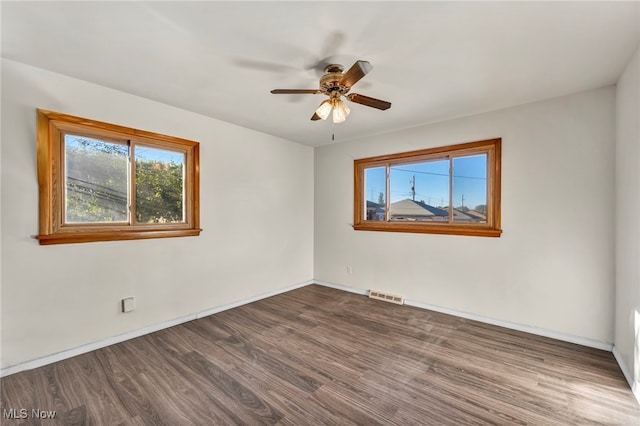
315 100 332 120
332 99 350 123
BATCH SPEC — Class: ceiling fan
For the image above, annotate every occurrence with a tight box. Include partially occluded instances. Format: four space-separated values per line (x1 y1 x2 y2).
270 60 391 123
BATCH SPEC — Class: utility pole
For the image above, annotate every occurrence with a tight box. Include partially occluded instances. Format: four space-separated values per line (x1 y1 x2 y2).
411 175 415 201
461 194 465 208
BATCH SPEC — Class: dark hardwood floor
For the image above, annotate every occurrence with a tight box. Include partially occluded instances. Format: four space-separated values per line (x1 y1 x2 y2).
2 285 639 425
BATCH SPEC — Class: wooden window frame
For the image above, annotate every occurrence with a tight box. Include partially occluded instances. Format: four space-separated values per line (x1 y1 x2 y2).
353 138 502 237
36 109 201 245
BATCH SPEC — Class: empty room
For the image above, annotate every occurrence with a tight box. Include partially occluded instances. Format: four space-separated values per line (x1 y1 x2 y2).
1 1 639 424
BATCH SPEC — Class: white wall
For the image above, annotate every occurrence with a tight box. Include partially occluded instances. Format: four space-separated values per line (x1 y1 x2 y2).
614 46 640 399
315 87 616 344
0 59 314 369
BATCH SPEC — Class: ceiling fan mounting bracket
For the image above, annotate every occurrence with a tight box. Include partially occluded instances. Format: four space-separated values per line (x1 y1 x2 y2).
323 64 344 73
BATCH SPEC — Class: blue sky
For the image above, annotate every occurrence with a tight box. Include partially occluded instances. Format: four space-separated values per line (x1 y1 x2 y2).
365 154 487 209
135 145 184 165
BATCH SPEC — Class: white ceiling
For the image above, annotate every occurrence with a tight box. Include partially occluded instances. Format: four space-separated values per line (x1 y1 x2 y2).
2 1 639 147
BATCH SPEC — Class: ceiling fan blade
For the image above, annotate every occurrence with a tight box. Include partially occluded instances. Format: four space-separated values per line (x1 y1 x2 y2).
311 112 322 121
271 89 321 94
347 93 391 110
339 61 373 88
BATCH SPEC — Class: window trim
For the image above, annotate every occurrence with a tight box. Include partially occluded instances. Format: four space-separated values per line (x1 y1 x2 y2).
36 109 201 245
353 138 502 237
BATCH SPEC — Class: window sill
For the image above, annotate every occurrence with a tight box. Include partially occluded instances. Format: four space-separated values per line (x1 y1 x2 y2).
353 223 502 237
36 228 202 245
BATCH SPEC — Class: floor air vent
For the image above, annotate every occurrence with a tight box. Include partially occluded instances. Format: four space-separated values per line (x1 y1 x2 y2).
369 290 405 305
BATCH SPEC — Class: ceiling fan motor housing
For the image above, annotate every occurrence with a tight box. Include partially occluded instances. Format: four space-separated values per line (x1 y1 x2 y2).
320 64 350 95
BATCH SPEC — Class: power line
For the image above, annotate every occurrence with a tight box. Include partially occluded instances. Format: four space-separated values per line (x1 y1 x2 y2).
392 167 486 180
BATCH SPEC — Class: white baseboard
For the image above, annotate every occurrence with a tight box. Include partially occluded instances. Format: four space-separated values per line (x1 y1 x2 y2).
407 299 613 351
612 346 640 405
314 280 613 351
312 280 369 296
195 280 312 319
612 347 632 386
0 279 314 378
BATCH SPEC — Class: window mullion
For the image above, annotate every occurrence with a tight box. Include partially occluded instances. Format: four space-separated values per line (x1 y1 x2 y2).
486 149 492 227
385 164 390 222
448 156 453 223
129 142 136 226
59 129 68 228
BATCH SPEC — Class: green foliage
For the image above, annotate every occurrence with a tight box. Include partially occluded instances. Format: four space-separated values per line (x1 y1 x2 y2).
135 160 183 223
377 192 384 205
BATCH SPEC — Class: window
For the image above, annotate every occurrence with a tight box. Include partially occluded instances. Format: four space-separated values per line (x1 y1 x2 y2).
36 110 201 245
354 138 501 237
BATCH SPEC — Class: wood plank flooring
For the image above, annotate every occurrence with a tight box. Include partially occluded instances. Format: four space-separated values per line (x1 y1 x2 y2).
2 285 639 425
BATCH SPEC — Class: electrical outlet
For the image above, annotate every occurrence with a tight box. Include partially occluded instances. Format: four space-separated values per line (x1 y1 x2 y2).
347 265 353 274
122 297 135 313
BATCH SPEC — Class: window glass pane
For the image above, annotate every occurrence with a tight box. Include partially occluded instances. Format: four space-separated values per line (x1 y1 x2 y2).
452 154 487 223
65 135 129 223
389 160 449 222
364 167 386 221
135 146 185 223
